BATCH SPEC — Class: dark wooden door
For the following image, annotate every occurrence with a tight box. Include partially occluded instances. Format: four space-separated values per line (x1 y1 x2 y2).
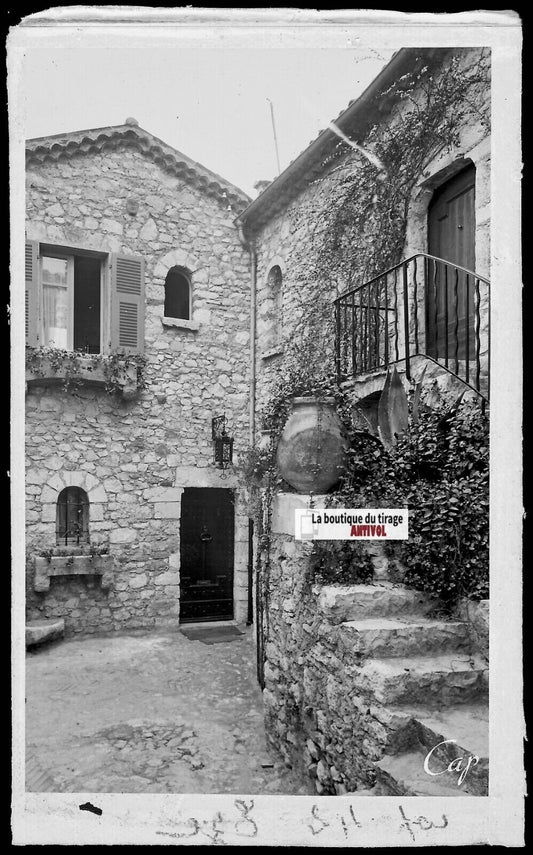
427 164 476 359
179 488 234 623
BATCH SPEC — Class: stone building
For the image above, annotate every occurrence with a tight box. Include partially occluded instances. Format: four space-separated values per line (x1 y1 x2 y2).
23 45 492 794
25 118 253 635
237 46 491 425
235 47 491 795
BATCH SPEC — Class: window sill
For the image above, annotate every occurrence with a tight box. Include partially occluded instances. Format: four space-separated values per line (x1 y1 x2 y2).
25 352 140 399
261 346 284 361
162 317 200 331
33 552 114 592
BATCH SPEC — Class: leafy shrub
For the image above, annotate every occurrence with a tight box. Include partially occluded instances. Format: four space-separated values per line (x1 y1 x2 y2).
336 395 489 606
307 540 374 586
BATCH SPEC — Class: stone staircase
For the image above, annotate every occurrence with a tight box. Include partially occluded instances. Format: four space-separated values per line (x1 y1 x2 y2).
319 583 489 796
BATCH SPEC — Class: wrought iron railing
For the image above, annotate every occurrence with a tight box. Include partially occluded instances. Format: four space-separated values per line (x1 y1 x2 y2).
334 253 490 400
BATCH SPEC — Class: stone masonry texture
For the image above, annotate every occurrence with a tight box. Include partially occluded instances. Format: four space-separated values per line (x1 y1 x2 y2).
249 49 491 424
25 141 252 635
260 520 488 796
260 530 389 794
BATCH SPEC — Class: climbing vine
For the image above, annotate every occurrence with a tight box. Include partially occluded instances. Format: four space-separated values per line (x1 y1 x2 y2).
26 346 147 395
306 49 490 290
273 48 490 386
330 393 489 606
242 49 490 620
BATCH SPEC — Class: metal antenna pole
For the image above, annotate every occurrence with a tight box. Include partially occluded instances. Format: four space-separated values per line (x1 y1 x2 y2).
266 98 281 175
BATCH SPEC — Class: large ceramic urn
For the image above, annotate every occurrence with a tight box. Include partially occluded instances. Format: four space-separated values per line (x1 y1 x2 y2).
276 397 347 493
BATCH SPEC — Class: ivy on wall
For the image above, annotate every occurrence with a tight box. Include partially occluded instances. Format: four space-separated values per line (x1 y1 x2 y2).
329 393 490 605
242 51 491 612
307 49 490 290
264 49 491 393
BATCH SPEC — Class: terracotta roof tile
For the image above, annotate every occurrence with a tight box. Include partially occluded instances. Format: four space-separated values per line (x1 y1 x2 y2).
26 123 251 211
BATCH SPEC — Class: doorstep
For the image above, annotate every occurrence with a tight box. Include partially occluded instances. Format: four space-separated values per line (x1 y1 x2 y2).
178 619 246 630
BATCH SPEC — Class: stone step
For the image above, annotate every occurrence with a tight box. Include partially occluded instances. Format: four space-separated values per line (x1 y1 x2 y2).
387 700 489 757
26 618 65 648
338 616 471 659
375 749 483 797
351 654 488 707
318 583 436 624
383 700 489 796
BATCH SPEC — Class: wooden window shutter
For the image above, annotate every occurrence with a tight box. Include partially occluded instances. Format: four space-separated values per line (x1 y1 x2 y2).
110 253 145 354
25 240 39 346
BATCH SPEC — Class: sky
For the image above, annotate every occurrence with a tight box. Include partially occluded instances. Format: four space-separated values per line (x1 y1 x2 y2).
20 46 395 197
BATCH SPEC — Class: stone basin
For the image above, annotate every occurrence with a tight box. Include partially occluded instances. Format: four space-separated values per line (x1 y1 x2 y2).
26 618 65 649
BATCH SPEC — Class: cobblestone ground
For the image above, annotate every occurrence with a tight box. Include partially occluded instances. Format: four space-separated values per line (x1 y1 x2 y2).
25 628 310 795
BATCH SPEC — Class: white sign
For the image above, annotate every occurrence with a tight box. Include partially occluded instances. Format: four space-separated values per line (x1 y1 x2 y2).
294 508 408 540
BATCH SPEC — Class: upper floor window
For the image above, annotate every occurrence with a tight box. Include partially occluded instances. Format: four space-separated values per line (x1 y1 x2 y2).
56 486 89 546
25 241 145 355
42 253 102 353
164 267 191 320
266 264 283 348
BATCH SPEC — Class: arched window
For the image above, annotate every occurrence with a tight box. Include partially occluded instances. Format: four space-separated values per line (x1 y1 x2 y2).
56 487 89 546
164 267 191 320
266 265 283 347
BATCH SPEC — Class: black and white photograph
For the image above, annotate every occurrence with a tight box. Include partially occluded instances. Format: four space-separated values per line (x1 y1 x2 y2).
10 8 523 847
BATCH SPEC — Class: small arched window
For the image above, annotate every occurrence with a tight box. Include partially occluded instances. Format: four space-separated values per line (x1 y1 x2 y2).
164 267 191 320
266 265 283 347
56 487 89 546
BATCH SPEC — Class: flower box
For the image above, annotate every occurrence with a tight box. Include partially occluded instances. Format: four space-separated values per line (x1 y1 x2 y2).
25 352 140 398
33 552 115 592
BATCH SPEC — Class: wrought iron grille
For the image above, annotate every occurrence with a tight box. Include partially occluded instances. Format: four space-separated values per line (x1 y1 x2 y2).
334 253 490 400
56 486 89 546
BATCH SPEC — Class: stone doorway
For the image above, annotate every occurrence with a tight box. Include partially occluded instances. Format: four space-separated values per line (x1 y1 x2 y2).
179 487 235 623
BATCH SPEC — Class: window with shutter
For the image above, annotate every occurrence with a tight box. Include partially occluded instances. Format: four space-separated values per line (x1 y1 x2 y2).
24 243 145 357
39 251 102 353
110 253 145 354
25 241 39 346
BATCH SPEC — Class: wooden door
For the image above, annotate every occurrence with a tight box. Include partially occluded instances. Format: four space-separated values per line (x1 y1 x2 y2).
427 164 476 359
179 488 234 623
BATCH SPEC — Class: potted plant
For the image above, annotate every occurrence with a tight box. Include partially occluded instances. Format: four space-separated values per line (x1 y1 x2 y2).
261 312 348 492
33 544 114 592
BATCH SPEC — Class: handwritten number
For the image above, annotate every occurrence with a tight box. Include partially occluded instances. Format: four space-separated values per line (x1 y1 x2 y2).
308 804 330 836
235 799 258 837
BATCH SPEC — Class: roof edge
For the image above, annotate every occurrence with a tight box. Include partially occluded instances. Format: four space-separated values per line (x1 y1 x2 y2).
236 48 453 230
26 122 251 208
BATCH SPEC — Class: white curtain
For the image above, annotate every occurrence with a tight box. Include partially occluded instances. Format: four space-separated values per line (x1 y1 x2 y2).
43 285 68 348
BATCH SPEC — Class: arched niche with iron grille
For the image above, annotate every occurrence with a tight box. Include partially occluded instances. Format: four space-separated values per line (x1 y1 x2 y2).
164 267 191 320
56 486 89 546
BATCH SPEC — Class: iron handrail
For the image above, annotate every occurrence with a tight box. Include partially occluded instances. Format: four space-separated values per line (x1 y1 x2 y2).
334 253 490 401
334 252 490 304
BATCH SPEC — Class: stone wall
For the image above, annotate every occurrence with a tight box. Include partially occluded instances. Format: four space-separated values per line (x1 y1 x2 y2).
261 494 489 795
456 597 489 661
25 141 252 635
262 495 390 794
250 48 491 423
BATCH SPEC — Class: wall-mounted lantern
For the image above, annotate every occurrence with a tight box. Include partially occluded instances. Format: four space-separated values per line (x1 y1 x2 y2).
212 414 234 469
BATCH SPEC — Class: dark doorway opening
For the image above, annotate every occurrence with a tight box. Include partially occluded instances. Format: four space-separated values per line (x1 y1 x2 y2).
179 488 235 623
427 163 476 360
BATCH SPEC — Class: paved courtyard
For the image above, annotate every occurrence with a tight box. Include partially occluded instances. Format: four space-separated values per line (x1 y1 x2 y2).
25 627 309 794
